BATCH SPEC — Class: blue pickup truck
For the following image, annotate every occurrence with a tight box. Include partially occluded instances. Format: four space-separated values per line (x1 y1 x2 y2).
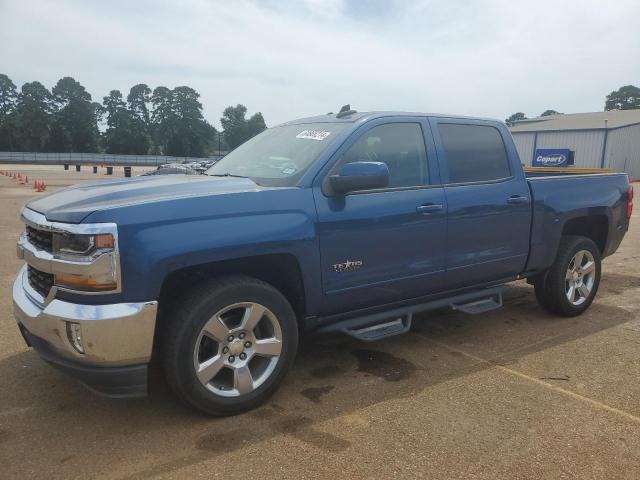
13 109 633 415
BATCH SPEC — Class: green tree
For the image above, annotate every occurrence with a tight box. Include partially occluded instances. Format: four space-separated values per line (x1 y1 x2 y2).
221 104 247 149
151 86 175 152
247 111 267 138
103 90 126 128
51 77 99 152
151 86 215 156
0 74 18 150
541 109 561 117
172 86 204 123
127 84 152 127
505 112 527 127
13 81 53 151
605 85 640 111
102 90 149 154
168 86 214 156
103 110 150 154
0 74 17 118
46 122 70 152
221 104 267 149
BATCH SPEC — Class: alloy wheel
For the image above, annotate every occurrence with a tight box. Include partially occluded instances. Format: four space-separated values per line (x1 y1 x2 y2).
565 249 596 306
193 302 282 397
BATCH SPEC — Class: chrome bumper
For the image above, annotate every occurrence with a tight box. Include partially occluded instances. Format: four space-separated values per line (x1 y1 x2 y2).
13 265 157 367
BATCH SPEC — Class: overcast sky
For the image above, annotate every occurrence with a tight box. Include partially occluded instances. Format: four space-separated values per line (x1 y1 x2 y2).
1 0 639 128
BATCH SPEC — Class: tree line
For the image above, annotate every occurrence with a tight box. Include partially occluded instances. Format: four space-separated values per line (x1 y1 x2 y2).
505 84 640 126
0 73 266 156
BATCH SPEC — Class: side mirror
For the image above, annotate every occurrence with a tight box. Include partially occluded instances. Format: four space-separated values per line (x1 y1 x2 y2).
329 161 389 195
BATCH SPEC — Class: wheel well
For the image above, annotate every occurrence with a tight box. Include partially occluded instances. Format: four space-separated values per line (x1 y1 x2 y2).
157 254 306 322
561 215 608 253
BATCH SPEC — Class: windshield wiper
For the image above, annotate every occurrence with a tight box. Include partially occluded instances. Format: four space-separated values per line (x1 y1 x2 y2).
207 172 249 179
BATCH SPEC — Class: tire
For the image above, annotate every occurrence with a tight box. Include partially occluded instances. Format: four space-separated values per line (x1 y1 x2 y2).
534 235 601 317
161 275 298 415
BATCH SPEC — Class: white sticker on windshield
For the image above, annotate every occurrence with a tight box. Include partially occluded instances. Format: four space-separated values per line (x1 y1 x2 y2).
296 130 331 141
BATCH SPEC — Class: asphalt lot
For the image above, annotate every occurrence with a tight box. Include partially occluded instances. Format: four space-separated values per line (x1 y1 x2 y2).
1 165 639 479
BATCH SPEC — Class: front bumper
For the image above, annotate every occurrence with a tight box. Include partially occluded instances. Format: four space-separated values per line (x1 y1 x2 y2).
13 265 157 397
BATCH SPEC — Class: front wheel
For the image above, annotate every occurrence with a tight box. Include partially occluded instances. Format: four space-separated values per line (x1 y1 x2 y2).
161 275 298 415
534 235 601 317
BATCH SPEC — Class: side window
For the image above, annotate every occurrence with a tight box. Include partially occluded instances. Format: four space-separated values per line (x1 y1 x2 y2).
341 123 429 188
438 124 511 184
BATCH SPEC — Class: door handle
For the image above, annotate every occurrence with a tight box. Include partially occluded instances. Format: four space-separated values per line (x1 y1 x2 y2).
416 203 444 214
507 195 529 205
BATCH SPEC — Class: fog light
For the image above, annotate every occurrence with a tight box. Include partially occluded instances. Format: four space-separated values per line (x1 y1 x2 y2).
66 322 84 353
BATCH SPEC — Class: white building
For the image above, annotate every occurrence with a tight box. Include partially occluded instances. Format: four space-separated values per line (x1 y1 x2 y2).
509 109 640 178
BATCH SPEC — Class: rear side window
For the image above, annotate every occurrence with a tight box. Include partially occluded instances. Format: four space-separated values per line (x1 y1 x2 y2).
341 123 429 188
438 124 511 184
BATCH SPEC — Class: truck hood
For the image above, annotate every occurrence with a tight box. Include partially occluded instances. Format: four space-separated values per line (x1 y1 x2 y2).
26 175 263 223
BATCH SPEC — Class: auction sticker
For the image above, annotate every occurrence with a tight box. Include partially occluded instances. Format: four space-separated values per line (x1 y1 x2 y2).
296 130 331 141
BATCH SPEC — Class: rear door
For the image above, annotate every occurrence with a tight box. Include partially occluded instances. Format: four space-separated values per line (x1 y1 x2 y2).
429 118 531 289
313 117 447 315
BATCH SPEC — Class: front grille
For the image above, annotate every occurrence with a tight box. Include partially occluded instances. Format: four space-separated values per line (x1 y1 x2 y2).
27 265 54 298
26 226 53 253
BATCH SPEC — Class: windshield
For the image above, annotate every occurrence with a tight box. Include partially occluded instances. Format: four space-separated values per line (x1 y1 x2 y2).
207 123 348 186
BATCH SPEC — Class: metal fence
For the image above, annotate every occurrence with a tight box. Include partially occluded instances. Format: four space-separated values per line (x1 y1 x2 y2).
0 152 211 167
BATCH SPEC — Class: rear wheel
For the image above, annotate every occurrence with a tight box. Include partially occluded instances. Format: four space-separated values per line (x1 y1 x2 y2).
162 275 298 415
534 235 601 317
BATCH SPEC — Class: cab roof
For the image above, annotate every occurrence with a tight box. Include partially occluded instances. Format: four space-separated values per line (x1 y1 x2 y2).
277 111 502 127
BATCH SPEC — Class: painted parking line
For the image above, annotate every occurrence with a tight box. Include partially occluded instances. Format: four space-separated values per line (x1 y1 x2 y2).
417 334 640 425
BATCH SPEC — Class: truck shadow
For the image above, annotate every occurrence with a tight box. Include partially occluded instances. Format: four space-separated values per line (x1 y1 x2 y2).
0 280 636 479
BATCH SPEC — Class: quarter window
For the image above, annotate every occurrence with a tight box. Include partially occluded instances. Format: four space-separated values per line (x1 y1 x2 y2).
341 123 429 188
438 124 511 183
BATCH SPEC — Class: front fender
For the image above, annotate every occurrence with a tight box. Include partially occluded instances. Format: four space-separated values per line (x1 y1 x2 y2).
81 188 321 310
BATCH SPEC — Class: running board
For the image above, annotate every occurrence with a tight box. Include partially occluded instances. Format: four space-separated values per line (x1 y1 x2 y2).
315 286 504 341
343 314 412 342
451 292 502 315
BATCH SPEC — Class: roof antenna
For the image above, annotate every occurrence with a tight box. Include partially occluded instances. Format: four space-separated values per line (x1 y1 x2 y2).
336 104 357 118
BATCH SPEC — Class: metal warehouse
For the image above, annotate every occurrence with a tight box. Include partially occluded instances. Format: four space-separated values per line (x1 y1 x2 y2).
509 109 640 178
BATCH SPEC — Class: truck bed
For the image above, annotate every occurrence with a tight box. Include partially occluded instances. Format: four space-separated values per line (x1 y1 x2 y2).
524 166 614 177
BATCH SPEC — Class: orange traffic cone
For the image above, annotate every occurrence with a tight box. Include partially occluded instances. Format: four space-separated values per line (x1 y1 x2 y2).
33 180 39 190
24 176 29 184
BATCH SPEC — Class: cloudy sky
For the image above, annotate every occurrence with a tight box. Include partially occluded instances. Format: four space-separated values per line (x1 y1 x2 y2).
1 0 639 128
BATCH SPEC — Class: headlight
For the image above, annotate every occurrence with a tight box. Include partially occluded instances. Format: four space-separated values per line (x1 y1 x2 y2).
53 233 115 257
52 232 118 292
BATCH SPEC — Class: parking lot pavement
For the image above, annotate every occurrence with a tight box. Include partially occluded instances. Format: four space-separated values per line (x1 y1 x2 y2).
1 167 639 479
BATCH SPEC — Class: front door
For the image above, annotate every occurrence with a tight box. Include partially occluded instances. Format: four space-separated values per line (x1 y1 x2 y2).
313 118 447 315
